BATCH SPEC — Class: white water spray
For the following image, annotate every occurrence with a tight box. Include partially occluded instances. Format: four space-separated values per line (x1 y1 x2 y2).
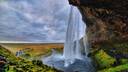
41 0 91 70
63 6 88 67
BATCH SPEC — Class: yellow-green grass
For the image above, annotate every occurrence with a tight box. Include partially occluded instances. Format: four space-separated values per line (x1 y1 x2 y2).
98 64 128 72
0 46 17 62
94 50 116 69
0 46 60 72
1 43 63 58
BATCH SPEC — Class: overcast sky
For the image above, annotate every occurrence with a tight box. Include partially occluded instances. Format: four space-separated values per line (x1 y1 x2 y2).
0 0 85 42
0 0 72 42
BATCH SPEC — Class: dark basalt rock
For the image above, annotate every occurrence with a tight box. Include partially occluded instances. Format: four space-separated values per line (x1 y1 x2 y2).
69 0 128 43
0 56 6 62
0 55 7 72
64 59 95 72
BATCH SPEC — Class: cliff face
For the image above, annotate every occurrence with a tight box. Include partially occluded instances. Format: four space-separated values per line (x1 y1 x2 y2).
69 0 128 45
68 0 128 71
69 0 128 57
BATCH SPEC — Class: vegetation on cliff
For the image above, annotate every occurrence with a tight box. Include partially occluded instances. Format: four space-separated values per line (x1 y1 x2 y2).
92 48 128 72
0 46 60 72
99 64 128 72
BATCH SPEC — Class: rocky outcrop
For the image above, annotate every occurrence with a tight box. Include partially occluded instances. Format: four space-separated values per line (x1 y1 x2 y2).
0 55 7 72
68 0 128 44
68 1 128 67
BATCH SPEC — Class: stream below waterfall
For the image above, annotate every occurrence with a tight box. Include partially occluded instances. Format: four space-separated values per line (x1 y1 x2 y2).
42 49 95 72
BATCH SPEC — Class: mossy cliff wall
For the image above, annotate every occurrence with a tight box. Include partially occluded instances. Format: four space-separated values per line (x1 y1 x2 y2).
69 1 128 71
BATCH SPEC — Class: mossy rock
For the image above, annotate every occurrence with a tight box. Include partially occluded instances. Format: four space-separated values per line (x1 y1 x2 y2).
93 50 116 69
98 64 128 72
100 42 128 56
120 59 128 64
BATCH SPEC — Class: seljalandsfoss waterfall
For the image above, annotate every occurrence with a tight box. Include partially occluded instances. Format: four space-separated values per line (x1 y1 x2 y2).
0 0 127 72
63 6 88 67
43 6 95 72
42 1 95 72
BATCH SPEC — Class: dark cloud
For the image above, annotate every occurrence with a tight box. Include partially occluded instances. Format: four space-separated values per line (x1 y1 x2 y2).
0 0 71 42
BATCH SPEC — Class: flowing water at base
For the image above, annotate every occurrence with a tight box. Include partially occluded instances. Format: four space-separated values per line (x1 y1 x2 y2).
42 49 95 72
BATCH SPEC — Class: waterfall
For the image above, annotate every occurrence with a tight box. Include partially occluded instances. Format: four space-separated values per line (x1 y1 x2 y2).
41 1 95 71
63 6 88 67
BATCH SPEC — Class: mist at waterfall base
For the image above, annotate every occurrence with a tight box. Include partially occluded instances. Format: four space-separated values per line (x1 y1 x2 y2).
42 6 95 72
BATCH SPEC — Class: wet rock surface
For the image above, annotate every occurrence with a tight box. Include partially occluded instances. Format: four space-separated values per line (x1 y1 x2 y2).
64 59 95 72
43 54 95 72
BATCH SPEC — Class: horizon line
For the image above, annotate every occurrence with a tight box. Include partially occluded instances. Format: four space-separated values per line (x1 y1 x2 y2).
0 41 64 44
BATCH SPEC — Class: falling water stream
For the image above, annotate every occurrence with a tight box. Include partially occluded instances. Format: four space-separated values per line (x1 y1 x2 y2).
63 6 86 67
43 5 95 72
0 0 95 71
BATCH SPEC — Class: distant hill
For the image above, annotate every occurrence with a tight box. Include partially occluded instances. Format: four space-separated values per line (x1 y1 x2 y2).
0 41 64 44
1 43 64 58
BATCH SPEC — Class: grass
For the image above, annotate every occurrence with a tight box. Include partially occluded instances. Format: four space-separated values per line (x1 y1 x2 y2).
0 46 17 62
94 50 116 69
120 59 128 64
1 43 63 58
6 59 59 72
92 48 128 72
98 64 128 72
91 41 128 72
0 45 60 72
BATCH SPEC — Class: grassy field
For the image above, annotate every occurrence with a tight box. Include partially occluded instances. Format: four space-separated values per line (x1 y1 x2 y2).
0 43 64 58
0 45 60 72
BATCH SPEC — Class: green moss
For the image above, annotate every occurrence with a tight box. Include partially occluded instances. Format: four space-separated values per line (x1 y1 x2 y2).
0 46 60 72
98 64 128 72
113 43 128 54
5 57 59 72
120 59 128 64
94 50 116 69
7 66 16 72
0 46 17 63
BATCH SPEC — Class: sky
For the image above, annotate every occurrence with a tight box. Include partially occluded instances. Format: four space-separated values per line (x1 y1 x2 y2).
0 0 72 42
